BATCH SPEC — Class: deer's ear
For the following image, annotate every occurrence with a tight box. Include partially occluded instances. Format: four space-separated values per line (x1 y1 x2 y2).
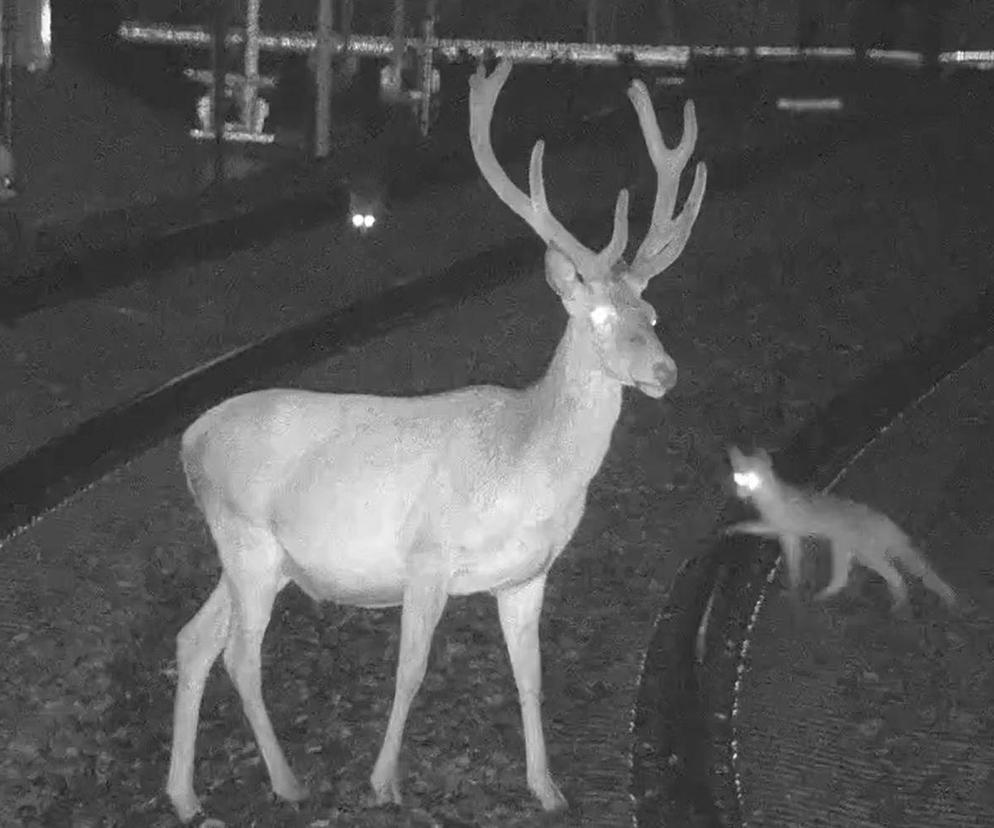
728 445 745 467
545 245 588 313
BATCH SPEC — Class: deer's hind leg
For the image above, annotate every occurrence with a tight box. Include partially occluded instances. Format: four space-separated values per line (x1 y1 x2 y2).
167 576 233 822
213 514 307 805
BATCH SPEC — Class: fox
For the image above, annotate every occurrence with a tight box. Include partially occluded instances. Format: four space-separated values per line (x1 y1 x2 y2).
346 171 386 234
0 143 18 201
725 446 956 612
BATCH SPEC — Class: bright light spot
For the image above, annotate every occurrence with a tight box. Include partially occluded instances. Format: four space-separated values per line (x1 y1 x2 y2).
363 214 375 228
589 305 616 328
41 0 51 52
351 213 364 228
776 97 843 112
351 213 376 230
733 471 761 492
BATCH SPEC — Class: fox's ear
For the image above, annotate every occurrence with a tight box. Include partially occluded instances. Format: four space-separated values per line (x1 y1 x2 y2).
727 445 745 466
756 447 772 465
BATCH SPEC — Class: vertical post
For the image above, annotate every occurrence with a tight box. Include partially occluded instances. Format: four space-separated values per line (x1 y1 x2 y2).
391 0 404 95
1 0 12 148
244 0 260 126
314 0 334 158
418 8 434 138
586 0 598 43
341 0 354 78
211 0 231 184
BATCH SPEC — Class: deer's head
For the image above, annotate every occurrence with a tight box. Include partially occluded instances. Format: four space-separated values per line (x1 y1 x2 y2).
468 60 707 399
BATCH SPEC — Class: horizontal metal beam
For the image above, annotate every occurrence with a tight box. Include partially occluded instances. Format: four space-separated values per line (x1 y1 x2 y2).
117 23 689 65
118 22 994 70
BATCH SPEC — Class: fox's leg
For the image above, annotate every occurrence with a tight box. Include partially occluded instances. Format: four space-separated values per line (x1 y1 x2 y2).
892 541 957 608
814 542 852 600
780 534 805 591
865 551 910 612
725 520 776 537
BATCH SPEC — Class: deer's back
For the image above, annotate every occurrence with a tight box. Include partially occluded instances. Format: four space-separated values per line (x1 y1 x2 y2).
182 387 501 506
181 386 594 600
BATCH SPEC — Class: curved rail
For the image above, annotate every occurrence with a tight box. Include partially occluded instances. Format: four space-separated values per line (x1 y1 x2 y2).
631 283 994 825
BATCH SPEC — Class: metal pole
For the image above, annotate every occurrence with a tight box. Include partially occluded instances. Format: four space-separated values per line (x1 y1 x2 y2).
586 0 598 44
119 22 994 71
418 10 434 137
341 0 354 77
391 0 404 96
314 0 333 158
1 0 13 149
211 0 231 183
244 0 260 124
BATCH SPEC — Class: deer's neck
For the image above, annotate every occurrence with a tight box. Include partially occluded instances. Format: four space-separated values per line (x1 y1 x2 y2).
524 317 623 482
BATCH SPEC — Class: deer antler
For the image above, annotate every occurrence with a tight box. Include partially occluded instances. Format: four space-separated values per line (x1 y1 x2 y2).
468 59 630 281
626 86 708 291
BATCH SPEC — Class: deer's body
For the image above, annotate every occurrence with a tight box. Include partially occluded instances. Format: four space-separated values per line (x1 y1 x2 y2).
167 59 706 823
183 324 619 607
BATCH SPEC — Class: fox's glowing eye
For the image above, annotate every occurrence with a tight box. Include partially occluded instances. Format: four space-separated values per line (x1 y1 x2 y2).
733 471 761 491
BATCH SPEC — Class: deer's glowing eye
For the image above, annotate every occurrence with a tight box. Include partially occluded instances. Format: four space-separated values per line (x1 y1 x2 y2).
733 471 761 491
589 305 616 329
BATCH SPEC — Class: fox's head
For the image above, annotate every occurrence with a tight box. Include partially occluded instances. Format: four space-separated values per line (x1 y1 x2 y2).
346 172 386 235
728 446 777 502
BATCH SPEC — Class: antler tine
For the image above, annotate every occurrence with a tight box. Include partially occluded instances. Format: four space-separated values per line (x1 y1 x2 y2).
626 88 708 290
594 188 630 268
630 162 707 290
468 60 600 277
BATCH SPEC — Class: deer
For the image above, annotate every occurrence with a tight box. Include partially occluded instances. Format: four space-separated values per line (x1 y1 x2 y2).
165 58 707 823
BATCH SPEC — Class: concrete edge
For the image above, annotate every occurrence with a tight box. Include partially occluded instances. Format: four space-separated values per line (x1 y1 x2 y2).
629 282 994 827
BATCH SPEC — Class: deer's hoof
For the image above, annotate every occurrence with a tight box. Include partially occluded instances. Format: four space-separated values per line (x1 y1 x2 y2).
370 774 402 807
168 789 203 824
273 774 309 804
531 775 568 811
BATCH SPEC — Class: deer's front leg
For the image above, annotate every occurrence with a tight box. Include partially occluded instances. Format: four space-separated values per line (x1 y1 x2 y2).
496 573 567 812
370 575 448 806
